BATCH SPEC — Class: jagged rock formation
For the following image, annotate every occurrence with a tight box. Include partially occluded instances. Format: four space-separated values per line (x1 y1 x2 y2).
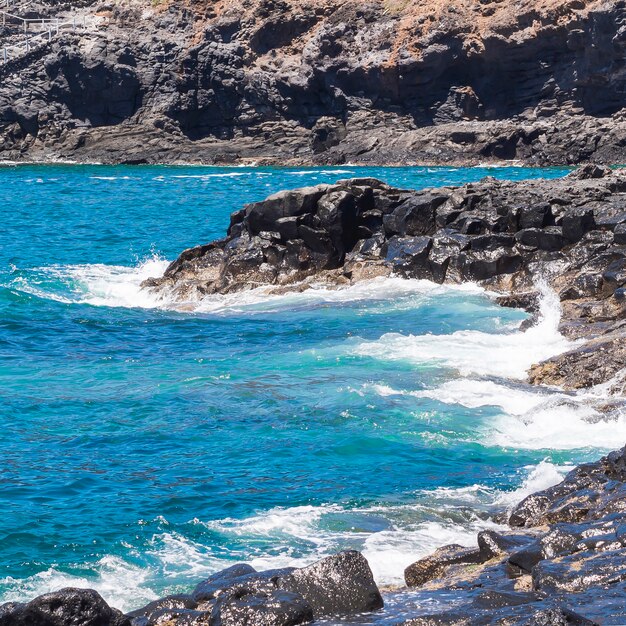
144 165 626 391
400 445 626 625
1 0 626 164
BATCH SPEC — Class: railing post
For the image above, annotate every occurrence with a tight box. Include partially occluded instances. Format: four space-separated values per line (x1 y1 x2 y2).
48 26 51 41
3 47 6 63
72 16 76 31
56 17 59 34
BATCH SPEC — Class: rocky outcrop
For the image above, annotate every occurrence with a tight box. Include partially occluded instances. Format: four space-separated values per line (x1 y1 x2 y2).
0 588 131 626
2 0 626 164
400 446 626 625
144 165 626 391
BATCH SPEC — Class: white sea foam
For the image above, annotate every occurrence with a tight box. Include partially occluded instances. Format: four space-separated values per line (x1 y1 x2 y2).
7 257 170 309
286 169 355 175
201 500 502 586
0 461 571 610
171 172 250 179
191 276 486 314
0 556 159 614
352 281 575 379
495 461 571 509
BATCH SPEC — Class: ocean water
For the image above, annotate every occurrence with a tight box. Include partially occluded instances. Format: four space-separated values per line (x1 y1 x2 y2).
0 163 621 613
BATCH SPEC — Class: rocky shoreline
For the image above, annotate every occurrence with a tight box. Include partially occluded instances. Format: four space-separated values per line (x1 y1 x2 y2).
3 166 625 625
4 449 626 625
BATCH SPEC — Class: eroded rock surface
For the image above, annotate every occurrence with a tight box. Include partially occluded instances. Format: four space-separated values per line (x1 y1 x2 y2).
2 0 626 165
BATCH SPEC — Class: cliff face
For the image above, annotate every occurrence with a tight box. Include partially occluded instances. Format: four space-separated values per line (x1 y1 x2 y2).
1 0 626 164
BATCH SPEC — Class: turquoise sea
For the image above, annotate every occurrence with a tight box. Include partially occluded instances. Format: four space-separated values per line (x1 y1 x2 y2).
0 164 621 612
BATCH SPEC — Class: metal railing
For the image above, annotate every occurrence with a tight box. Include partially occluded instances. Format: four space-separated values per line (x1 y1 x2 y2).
1 8 89 64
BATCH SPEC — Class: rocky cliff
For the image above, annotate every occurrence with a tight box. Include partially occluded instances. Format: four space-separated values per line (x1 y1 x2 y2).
2 0 626 164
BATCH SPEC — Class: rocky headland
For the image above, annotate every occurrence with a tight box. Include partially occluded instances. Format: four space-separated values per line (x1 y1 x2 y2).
144 164 626 396
2 0 626 165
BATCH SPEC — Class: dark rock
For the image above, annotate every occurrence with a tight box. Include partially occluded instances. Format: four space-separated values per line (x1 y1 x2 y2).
562 208 596 243
532 550 626 594
127 595 197 619
515 227 566 251
191 564 257 603
0 588 130 626
211 589 313 626
405 545 483 587
384 236 433 278
567 165 612 180
277 550 383 617
382 194 447 237
477 530 533 560
473 590 537 609
519 203 553 230
614 223 626 245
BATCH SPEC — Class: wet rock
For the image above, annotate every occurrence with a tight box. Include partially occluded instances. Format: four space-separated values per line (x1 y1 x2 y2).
384 236 433 278
211 589 313 626
191 564 258 603
0 588 130 626
477 530 533 560
277 550 383 617
127 595 198 621
532 549 626 594
405 545 484 587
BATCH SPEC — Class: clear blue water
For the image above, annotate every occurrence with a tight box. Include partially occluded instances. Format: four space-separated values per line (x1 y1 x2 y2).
0 164 615 612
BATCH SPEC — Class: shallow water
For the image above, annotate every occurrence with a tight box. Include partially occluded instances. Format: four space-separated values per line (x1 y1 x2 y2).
0 163 619 612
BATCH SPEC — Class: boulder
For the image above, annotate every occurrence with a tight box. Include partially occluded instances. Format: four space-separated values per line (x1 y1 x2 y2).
211 590 313 626
515 227 566 251
277 551 383 618
404 545 483 587
191 564 258 603
384 236 433 278
562 208 596 243
0 588 130 626
245 186 327 235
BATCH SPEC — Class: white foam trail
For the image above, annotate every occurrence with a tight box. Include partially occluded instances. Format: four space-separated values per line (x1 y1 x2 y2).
0 557 159 614
202 501 502 586
352 281 575 379
10 258 170 309
170 173 251 179
286 170 355 175
371 380 550 416
495 461 571 509
190 276 486 314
